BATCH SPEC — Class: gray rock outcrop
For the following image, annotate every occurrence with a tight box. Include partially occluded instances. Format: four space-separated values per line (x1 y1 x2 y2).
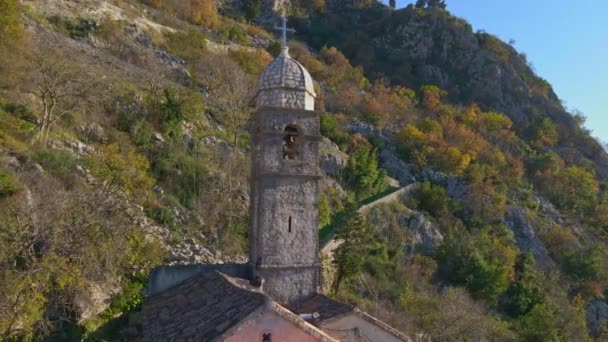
586 300 608 338
505 206 555 270
319 137 348 176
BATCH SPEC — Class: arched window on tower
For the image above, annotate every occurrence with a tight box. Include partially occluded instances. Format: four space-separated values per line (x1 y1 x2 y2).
283 125 300 160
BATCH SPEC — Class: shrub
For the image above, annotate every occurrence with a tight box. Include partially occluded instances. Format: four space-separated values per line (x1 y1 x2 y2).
164 29 207 64
0 170 17 196
219 24 249 45
160 88 186 137
319 194 331 228
242 0 262 20
144 0 220 28
539 166 598 215
149 207 177 228
437 227 517 302
3 102 37 123
148 142 210 209
320 113 350 148
87 144 155 200
409 182 454 217
131 120 154 147
266 41 282 58
32 149 80 187
229 49 271 75
0 0 24 44
419 85 447 110
47 16 95 39
102 276 147 319
564 245 608 282
95 19 126 42
188 0 220 28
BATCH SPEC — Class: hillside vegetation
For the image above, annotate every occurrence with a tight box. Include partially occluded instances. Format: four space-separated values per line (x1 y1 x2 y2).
0 0 607 340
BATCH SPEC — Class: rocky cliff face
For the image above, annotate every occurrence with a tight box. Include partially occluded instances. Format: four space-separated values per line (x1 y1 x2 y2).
586 300 608 338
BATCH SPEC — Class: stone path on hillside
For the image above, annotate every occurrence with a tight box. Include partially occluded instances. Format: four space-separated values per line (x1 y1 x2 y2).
319 182 420 292
321 182 420 254
357 183 420 214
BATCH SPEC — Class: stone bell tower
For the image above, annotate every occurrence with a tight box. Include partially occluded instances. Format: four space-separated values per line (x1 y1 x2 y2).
249 17 320 306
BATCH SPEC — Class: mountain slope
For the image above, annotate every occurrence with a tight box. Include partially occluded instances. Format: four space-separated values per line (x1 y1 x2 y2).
0 0 607 340
292 1 608 179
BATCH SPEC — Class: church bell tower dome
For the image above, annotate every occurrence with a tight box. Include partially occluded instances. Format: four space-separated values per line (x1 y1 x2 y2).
255 47 317 110
249 15 321 306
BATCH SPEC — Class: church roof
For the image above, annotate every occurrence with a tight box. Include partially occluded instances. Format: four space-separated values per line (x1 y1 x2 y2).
140 271 266 341
255 48 317 98
139 270 339 341
293 294 412 341
292 293 355 322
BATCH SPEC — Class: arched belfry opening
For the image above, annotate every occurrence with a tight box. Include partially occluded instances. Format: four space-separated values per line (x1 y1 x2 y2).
283 125 300 160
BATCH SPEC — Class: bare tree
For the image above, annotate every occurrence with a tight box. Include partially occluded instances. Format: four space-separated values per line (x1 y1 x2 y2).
195 54 255 150
29 45 92 146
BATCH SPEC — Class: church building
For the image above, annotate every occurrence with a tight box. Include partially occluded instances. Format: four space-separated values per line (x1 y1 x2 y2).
136 18 410 342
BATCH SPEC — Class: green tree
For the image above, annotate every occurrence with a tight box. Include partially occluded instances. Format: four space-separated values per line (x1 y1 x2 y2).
160 88 186 138
342 146 387 200
389 0 396 9
516 304 563 342
416 0 447 9
530 116 559 149
502 253 544 317
243 0 262 20
437 227 516 302
266 41 282 58
410 182 454 217
565 245 608 282
319 194 331 228
333 200 374 294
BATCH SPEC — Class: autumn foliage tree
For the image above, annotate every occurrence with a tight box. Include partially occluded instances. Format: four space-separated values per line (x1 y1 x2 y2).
538 166 598 214
138 0 219 28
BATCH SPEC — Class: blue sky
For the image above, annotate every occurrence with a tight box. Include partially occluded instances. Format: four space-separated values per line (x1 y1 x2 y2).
380 0 608 143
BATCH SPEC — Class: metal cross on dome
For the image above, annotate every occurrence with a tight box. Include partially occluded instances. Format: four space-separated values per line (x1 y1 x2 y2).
274 15 295 54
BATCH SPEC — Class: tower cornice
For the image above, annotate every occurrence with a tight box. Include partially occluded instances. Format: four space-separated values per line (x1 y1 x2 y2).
253 106 319 117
